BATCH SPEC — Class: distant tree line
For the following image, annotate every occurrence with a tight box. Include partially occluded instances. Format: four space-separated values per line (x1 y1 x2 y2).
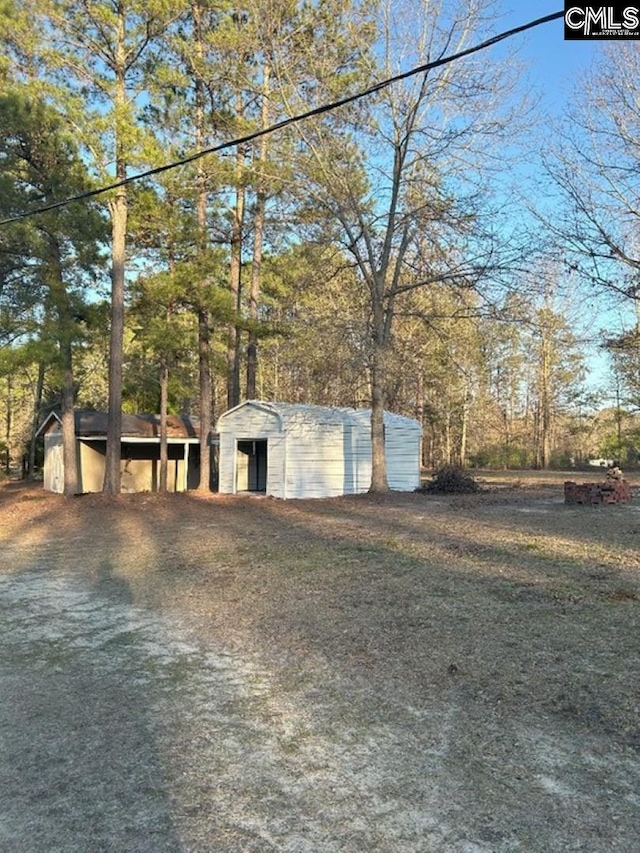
1 3 638 488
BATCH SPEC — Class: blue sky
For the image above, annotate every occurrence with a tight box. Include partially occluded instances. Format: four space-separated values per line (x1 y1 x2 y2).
498 3 603 114
496 5 617 394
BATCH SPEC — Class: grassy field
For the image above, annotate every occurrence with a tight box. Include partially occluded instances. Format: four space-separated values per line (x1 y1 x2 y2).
0 473 638 851
445 466 640 487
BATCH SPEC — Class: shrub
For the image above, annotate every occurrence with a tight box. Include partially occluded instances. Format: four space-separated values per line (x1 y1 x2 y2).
419 465 482 494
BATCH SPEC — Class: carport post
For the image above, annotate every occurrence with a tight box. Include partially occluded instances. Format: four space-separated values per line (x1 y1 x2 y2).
183 442 189 491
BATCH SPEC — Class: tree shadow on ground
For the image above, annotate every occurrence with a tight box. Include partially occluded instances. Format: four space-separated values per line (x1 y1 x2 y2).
1 482 639 852
0 550 183 852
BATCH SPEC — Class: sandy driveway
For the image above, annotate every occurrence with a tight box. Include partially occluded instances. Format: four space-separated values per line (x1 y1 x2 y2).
0 567 459 852
0 484 638 851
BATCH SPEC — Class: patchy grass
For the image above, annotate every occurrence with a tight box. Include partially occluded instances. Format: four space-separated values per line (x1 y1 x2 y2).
0 475 638 852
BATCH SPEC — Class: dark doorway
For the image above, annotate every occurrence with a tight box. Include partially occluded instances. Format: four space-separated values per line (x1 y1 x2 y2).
236 439 267 492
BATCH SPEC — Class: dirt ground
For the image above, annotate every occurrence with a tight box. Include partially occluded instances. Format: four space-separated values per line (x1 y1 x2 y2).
0 473 638 852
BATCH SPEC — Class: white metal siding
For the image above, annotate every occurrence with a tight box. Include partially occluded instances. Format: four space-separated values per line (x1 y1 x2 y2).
385 426 421 491
352 429 373 494
216 401 421 499
266 433 287 498
285 423 348 498
218 433 236 493
218 404 281 437
351 412 421 493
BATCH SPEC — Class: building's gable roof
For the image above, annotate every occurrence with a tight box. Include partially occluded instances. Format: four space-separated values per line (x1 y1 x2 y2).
38 410 200 439
218 400 421 431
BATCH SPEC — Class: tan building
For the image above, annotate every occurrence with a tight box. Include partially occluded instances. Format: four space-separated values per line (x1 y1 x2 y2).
39 410 202 494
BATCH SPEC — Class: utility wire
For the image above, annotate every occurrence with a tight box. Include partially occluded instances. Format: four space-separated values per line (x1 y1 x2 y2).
0 10 564 226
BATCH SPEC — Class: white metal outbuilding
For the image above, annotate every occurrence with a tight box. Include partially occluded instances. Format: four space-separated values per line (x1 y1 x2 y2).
216 400 422 499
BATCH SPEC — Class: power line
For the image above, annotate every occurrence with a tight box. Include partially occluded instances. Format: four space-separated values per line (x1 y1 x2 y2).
0 10 564 227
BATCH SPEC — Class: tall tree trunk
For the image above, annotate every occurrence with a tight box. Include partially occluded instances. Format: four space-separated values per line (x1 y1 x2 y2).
103 14 128 494
198 308 212 489
246 222 262 399
459 385 469 467
5 375 12 475
49 237 79 496
503 408 510 470
427 429 435 469
192 0 213 492
615 381 623 454
28 360 45 479
60 338 78 496
158 212 177 494
104 189 126 493
415 371 425 470
444 407 452 465
159 359 168 491
227 139 245 409
540 337 551 469
247 64 270 400
369 339 389 493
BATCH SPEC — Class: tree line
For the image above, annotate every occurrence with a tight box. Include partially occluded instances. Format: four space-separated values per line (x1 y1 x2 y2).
1 1 638 493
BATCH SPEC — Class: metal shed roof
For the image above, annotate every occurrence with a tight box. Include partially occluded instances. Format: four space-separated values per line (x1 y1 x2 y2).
218 400 421 431
38 410 201 440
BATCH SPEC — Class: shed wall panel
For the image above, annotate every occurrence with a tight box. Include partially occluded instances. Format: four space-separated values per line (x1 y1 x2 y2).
43 434 64 494
121 459 183 493
284 423 349 498
79 442 106 492
266 434 287 498
218 434 236 493
385 427 421 491
77 442 188 493
353 430 372 493
218 405 281 436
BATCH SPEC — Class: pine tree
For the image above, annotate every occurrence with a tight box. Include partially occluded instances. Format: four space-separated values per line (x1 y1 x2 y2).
0 91 105 492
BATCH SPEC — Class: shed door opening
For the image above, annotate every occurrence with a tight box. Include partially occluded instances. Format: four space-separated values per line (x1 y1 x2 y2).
236 439 267 492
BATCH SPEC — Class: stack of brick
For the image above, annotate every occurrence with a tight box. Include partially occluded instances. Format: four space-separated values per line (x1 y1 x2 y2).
564 480 632 505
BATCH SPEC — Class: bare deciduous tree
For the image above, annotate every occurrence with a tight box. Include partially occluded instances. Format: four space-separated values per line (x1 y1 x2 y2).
548 43 640 307
282 0 522 490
